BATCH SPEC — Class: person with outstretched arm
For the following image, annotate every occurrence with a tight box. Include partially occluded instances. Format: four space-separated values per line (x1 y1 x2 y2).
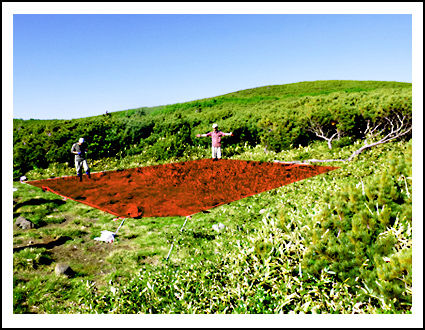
196 124 233 161
71 138 91 182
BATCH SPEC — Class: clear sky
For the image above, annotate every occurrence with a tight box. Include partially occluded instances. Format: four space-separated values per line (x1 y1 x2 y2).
2 3 424 328
6 4 416 120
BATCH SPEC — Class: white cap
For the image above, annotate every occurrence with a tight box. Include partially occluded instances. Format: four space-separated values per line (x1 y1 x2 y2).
79 138 84 143
212 123 218 128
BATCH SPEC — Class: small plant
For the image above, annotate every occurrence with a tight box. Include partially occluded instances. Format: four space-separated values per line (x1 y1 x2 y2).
13 248 54 271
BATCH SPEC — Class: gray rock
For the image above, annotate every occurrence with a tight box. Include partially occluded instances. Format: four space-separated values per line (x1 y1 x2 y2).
55 263 73 277
15 216 34 230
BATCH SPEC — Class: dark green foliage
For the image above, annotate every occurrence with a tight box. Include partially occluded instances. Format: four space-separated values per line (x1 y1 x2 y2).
332 136 352 148
258 111 306 151
144 118 193 161
302 141 412 310
13 80 412 178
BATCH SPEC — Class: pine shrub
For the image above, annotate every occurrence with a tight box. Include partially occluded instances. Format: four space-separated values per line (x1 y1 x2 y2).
302 141 412 310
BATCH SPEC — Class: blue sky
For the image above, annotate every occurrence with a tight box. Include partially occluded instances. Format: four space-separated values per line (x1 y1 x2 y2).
8 6 416 120
2 3 424 328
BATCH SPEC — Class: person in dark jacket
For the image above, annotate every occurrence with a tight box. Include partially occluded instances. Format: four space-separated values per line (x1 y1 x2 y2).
71 138 91 181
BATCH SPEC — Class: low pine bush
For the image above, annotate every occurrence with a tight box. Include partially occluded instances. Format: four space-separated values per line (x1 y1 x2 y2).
302 141 412 311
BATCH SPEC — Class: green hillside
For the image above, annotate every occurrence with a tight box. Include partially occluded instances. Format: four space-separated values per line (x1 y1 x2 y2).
12 80 413 314
13 80 411 179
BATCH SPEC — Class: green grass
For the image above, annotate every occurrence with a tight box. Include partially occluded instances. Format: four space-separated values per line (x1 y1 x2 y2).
12 136 412 314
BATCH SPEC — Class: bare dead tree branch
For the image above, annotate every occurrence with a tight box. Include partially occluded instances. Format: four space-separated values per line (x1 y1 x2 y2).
364 119 384 142
306 118 340 149
275 112 411 165
346 113 411 161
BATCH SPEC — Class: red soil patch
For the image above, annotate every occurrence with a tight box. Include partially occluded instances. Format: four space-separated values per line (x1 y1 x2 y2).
27 159 338 218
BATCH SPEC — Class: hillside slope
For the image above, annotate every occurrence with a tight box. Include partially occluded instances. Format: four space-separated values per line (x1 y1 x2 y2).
13 80 412 179
12 80 413 314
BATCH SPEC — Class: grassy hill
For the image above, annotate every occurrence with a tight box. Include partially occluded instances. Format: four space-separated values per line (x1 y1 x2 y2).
13 80 411 179
12 80 412 314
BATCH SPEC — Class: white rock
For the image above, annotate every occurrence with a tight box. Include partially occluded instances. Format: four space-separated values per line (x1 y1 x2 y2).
212 223 226 232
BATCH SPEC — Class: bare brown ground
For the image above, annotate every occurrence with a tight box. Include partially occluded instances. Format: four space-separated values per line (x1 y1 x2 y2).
27 159 338 218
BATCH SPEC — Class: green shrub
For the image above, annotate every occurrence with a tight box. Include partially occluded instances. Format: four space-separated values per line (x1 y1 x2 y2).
302 141 412 310
257 114 305 152
332 136 352 148
14 81 412 178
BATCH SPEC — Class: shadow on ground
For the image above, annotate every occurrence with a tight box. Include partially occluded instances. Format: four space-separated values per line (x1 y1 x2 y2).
13 198 66 212
13 236 73 253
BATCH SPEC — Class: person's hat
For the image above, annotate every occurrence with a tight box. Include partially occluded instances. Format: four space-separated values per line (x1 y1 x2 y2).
212 124 218 128
79 138 85 143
